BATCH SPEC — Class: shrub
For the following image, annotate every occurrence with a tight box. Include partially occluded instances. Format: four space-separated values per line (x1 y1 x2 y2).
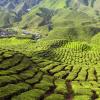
12 89 45 100
44 93 65 100
0 83 30 99
25 72 43 84
73 95 91 100
54 79 68 95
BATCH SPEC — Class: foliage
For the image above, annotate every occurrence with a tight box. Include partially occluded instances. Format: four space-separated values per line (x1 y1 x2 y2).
0 38 100 99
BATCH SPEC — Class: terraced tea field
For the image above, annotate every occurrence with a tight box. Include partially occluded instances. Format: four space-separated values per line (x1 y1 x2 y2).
1 38 100 100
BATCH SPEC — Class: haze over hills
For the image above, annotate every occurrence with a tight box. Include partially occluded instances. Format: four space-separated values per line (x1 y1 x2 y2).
16 0 100 40
0 0 100 40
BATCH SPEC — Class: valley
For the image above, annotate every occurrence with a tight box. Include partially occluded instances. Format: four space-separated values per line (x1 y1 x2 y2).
0 0 100 100
0 37 100 100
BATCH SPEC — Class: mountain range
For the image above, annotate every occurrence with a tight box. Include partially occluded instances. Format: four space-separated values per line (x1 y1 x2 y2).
0 0 100 40
0 0 41 27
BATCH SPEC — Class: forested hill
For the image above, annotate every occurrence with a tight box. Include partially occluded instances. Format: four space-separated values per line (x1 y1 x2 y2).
0 0 100 41
16 0 100 41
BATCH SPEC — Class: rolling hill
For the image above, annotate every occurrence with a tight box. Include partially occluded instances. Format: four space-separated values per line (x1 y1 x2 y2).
15 0 100 40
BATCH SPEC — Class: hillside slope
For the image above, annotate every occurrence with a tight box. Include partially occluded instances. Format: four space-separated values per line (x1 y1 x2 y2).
0 8 16 27
16 0 100 40
0 37 100 99
0 0 41 27
0 0 100 40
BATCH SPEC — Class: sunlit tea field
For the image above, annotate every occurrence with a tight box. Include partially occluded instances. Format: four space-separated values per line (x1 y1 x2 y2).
0 38 100 100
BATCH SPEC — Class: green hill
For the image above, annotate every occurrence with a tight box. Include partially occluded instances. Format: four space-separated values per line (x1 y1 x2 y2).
0 0 42 27
0 8 16 27
1 1 100 100
16 0 100 41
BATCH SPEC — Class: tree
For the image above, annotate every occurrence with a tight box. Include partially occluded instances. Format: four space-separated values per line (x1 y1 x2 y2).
36 7 55 31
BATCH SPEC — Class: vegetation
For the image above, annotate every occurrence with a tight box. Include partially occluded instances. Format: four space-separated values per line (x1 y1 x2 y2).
0 0 100 100
0 37 100 99
36 7 55 31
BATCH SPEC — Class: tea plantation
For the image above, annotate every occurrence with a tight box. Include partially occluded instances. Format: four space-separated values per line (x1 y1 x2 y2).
1 37 100 100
